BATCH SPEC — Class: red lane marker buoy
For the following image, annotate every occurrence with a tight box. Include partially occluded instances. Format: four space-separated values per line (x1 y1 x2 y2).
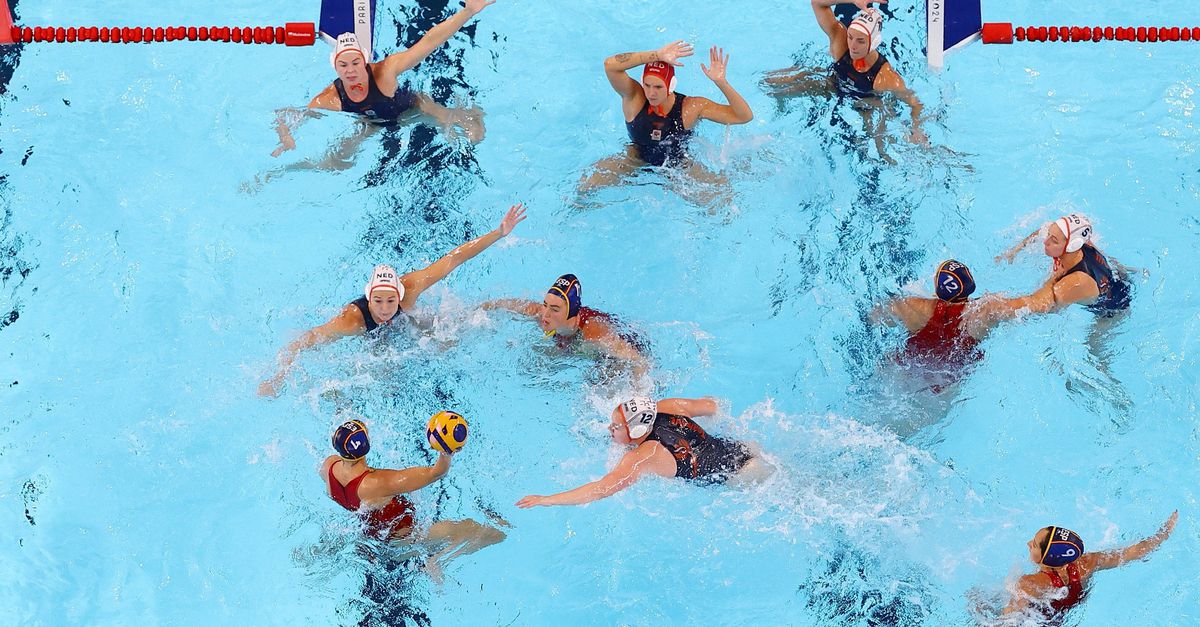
983 22 1200 45
1 21 315 46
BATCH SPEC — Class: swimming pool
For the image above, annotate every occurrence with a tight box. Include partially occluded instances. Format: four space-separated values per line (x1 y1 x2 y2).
2 0 1197 623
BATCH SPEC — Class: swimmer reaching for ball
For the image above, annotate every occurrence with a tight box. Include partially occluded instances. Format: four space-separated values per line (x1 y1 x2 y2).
516 397 773 508
258 203 526 397
481 274 650 378
323 417 506 582
271 0 495 162
998 512 1177 622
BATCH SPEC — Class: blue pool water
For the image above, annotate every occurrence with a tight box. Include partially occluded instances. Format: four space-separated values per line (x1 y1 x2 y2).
2 0 1198 624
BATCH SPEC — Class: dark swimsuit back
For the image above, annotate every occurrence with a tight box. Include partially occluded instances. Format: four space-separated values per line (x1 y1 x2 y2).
644 412 752 483
334 64 418 121
626 93 692 167
1058 244 1130 316
832 52 887 99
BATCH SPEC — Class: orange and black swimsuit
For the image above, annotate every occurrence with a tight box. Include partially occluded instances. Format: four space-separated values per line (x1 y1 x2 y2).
333 64 417 122
643 412 752 484
327 465 416 539
832 52 887 99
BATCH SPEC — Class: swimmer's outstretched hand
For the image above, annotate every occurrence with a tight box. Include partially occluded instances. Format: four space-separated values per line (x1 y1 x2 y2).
257 376 283 398
271 135 296 158
909 126 929 146
1161 510 1179 535
656 40 694 67
464 0 496 17
498 203 527 236
700 47 730 83
515 495 548 508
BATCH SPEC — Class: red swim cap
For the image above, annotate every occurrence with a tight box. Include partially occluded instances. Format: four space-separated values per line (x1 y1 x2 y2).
642 62 676 92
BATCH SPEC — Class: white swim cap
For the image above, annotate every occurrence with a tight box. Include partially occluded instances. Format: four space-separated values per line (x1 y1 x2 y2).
364 264 404 300
848 9 883 52
330 32 366 69
1053 213 1093 254
617 397 658 440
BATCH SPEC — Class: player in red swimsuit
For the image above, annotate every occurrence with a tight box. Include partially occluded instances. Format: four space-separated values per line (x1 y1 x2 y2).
482 274 649 377
872 260 1041 387
321 418 506 581
1002 512 1177 621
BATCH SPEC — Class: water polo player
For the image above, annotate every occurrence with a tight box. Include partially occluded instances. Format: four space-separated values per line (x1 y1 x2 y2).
1001 512 1177 621
482 274 649 377
873 260 1039 381
764 1 927 146
578 41 753 198
259 203 526 396
322 418 505 580
516 397 773 508
272 0 495 158
999 213 1132 317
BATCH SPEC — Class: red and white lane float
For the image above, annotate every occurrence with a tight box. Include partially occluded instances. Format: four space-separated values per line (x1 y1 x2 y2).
926 0 1200 68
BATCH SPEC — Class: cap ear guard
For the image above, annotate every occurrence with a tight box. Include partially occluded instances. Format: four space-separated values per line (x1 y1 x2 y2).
619 397 658 440
1054 214 1093 254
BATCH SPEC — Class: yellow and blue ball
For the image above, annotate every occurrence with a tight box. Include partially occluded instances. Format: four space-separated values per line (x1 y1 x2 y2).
427 410 468 454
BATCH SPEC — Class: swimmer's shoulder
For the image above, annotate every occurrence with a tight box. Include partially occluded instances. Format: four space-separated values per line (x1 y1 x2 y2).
893 296 935 333
309 84 344 112
318 455 339 477
871 61 904 92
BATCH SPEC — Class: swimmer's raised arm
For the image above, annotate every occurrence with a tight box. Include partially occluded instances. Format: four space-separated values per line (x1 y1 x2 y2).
604 41 694 98
515 444 657 508
360 453 452 499
403 203 527 301
692 47 754 125
378 0 495 78
658 397 719 418
480 298 539 316
258 304 365 397
1084 511 1178 571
